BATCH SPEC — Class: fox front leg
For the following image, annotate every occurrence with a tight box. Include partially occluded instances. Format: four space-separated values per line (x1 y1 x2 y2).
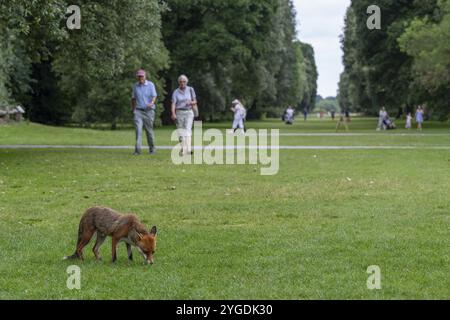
126 243 133 261
111 238 119 263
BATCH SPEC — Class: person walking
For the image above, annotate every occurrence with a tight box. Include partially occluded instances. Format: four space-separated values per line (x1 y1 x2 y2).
345 109 351 122
131 69 157 155
331 110 336 121
171 75 197 156
231 99 247 133
405 112 412 129
336 112 349 132
415 106 424 131
377 107 388 131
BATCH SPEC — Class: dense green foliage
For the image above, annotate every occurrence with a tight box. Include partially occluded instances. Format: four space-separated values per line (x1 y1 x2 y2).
339 0 450 119
0 0 317 126
161 0 317 122
316 96 340 113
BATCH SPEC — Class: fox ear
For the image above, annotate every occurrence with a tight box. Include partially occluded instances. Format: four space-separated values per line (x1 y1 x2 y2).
150 226 157 236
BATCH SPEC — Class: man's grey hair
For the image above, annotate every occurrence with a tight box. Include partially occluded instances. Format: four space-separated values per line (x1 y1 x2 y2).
178 75 189 83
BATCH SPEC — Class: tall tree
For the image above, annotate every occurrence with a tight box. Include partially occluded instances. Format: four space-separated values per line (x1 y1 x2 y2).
53 0 169 128
161 0 317 121
339 0 440 116
398 0 450 119
0 0 66 114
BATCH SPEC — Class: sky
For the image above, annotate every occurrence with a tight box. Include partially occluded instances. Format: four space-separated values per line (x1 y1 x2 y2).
293 0 351 98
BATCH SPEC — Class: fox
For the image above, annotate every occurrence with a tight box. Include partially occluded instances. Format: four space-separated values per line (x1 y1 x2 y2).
64 206 157 264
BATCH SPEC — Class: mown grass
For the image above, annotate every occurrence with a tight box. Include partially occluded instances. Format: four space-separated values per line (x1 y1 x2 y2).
0 118 449 299
1 118 449 147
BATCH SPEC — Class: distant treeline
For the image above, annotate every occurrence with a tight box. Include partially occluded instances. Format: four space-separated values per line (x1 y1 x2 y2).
0 0 318 127
315 96 340 113
339 0 450 120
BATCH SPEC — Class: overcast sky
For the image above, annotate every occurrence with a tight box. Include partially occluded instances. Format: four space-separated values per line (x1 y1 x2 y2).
293 0 351 98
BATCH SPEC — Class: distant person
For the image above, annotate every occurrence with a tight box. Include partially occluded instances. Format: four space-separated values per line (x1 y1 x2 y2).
377 107 388 131
405 112 412 129
303 108 308 121
383 115 396 130
284 106 295 125
171 74 197 156
131 69 157 155
423 105 430 121
345 109 351 122
331 110 336 120
415 106 424 131
336 112 349 132
231 99 247 133
396 107 403 120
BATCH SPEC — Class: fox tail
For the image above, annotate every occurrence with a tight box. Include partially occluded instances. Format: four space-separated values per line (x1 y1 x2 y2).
63 225 83 260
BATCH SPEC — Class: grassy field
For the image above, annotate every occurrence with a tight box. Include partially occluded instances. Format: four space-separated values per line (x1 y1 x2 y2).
0 118 449 299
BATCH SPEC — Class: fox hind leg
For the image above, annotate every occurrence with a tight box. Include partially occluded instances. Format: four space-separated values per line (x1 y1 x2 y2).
93 233 107 261
76 227 96 261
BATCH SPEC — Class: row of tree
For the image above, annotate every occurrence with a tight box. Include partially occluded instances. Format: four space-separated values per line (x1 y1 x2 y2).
0 0 318 127
338 0 450 120
316 96 340 114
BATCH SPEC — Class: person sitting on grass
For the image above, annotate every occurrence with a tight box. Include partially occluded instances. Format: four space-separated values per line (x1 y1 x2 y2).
284 106 295 125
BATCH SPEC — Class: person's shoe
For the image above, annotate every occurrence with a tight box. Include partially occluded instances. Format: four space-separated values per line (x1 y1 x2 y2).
149 149 156 155
133 151 141 156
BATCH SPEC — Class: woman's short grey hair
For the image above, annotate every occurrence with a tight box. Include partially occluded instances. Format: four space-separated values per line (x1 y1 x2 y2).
178 75 189 83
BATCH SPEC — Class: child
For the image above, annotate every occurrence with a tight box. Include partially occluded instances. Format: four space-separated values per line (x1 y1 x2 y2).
405 112 412 129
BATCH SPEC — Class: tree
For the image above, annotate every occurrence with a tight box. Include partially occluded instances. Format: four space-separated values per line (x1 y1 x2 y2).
339 0 441 116
399 0 450 119
297 42 318 112
53 0 169 128
161 0 317 121
0 0 66 112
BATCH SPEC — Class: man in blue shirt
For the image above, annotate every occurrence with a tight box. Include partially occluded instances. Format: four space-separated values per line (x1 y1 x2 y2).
132 69 157 155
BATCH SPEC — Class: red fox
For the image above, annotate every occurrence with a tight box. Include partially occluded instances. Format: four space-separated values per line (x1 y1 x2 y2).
64 206 157 264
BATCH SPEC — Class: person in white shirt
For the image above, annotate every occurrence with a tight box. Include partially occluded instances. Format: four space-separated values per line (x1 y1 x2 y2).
231 99 247 133
284 106 295 125
405 112 412 129
377 107 388 131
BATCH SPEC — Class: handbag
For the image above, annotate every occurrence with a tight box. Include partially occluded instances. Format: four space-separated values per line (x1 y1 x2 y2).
190 87 199 117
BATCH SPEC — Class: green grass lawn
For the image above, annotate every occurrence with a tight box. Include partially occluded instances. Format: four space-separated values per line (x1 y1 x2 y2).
0 118 449 299
1 118 449 147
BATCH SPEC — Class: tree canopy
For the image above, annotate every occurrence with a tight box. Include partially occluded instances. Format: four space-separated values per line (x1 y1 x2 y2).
0 0 318 126
339 0 449 119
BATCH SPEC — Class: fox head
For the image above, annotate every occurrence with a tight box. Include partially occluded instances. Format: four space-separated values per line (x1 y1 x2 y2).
137 226 157 264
